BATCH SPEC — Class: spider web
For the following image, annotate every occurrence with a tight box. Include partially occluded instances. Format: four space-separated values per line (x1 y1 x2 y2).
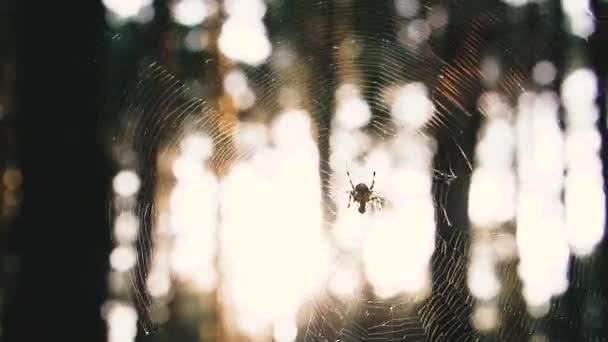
104 1 607 341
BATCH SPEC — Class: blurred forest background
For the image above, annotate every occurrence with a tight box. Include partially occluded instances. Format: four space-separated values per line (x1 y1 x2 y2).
1 0 608 342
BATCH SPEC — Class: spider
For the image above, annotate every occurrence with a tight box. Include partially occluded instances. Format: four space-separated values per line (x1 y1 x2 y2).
346 170 383 214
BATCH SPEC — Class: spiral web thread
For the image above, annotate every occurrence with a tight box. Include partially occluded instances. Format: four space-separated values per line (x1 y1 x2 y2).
104 1 606 341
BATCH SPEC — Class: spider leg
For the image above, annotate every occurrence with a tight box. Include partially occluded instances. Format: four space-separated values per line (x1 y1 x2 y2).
346 170 356 190
347 192 352 208
377 197 384 212
370 192 383 212
370 171 376 191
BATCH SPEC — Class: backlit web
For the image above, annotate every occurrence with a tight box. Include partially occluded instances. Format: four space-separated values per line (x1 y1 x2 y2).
102 1 607 342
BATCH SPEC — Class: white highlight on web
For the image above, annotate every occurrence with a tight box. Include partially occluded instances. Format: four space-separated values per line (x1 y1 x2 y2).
113 170 141 197
395 0 420 18
469 92 516 229
561 0 595 38
172 0 212 27
224 69 256 110
501 0 529 8
334 83 372 131
471 301 499 332
105 302 138 342
143 210 173 301
220 109 329 335
467 93 517 304
329 82 437 299
102 0 152 20
218 0 271 66
107 166 142 342
328 257 362 298
168 133 218 292
391 82 435 130
562 69 605 256
515 91 570 311
114 212 138 244
110 245 137 272
362 129 436 298
363 200 434 298
532 61 557 86
273 314 299 342
467 242 501 301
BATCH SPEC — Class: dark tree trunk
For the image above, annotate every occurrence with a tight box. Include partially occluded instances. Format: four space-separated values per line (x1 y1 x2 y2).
4 1 112 341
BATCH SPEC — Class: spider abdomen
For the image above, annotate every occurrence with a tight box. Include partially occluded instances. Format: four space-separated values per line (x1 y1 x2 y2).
358 202 366 214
